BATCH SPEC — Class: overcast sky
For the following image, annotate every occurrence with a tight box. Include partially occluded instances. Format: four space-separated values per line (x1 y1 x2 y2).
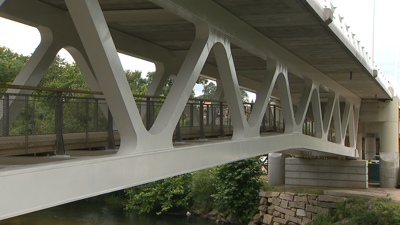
330 0 400 90
0 0 399 97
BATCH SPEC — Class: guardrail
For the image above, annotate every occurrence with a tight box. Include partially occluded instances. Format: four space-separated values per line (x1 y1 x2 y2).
0 85 332 156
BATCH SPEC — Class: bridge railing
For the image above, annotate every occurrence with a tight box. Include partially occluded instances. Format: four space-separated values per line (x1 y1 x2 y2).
0 88 286 156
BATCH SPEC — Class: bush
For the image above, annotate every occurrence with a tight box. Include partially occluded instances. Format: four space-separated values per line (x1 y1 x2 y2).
313 196 400 225
190 169 217 213
125 173 193 215
213 157 263 223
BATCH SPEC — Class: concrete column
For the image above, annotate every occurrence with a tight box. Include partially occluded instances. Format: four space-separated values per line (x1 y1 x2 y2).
356 133 363 159
268 153 286 186
380 97 399 188
365 134 376 161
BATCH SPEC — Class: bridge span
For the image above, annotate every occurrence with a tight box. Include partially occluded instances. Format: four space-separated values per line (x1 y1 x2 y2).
0 0 398 220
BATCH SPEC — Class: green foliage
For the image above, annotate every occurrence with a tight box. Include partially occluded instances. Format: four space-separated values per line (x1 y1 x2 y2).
0 46 29 92
88 191 127 204
125 70 148 95
190 169 217 213
213 157 263 223
313 196 400 225
125 174 193 215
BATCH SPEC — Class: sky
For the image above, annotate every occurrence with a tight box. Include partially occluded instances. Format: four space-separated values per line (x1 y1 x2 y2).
0 0 399 98
328 0 400 91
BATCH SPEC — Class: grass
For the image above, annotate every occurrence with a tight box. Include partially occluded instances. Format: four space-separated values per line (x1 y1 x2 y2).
313 196 400 225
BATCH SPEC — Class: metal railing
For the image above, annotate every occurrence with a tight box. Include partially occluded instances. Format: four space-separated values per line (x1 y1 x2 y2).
0 86 336 156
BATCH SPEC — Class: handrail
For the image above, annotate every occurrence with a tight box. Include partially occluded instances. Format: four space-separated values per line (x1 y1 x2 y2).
0 84 258 104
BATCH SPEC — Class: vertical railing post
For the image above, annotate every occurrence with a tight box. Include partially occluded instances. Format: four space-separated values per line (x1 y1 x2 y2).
175 116 183 142
146 97 151 130
55 92 65 155
25 96 29 153
211 104 214 135
219 102 225 137
85 98 89 148
190 103 193 137
2 94 9 136
108 108 115 149
206 104 210 126
94 99 98 132
76 102 79 132
273 105 277 132
199 101 205 139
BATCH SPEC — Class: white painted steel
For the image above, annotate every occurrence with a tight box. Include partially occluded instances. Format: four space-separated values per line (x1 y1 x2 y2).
0 132 358 220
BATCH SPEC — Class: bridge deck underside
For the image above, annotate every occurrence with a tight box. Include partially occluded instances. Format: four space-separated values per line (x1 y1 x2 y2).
35 0 390 100
0 131 356 220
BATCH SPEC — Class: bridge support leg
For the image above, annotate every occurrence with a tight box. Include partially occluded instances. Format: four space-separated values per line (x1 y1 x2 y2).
268 153 286 186
365 134 376 161
379 97 399 188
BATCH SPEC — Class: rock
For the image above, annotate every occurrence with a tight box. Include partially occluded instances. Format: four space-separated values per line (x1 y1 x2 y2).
260 197 268 205
220 217 228 224
280 200 288 208
288 215 302 224
301 217 312 225
291 201 305 209
207 216 216 221
263 214 273 225
296 209 306 217
253 213 261 222
268 198 273 203
307 194 317 200
280 193 294 201
273 211 281 217
227 213 241 224
294 195 308 202
248 221 256 225
305 205 329 215
275 206 296 217
258 205 268 212
273 222 280 225
308 200 318 206
306 212 312 219
268 205 276 214
272 197 282 205
273 217 288 224
270 192 281 198
207 209 218 217
259 191 268 198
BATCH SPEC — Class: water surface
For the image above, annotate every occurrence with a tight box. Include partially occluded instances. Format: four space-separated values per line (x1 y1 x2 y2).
0 201 215 225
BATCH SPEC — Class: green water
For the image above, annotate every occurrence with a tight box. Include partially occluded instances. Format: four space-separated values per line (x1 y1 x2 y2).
0 201 215 225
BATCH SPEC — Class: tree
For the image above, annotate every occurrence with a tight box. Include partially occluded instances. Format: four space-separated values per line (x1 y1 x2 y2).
125 174 193 215
125 69 148 95
0 47 29 92
213 157 263 223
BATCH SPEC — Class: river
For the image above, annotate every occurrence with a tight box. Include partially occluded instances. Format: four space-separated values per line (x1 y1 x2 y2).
0 200 216 225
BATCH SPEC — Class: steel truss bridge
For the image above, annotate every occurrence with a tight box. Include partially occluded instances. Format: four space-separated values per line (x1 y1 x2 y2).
0 0 398 220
